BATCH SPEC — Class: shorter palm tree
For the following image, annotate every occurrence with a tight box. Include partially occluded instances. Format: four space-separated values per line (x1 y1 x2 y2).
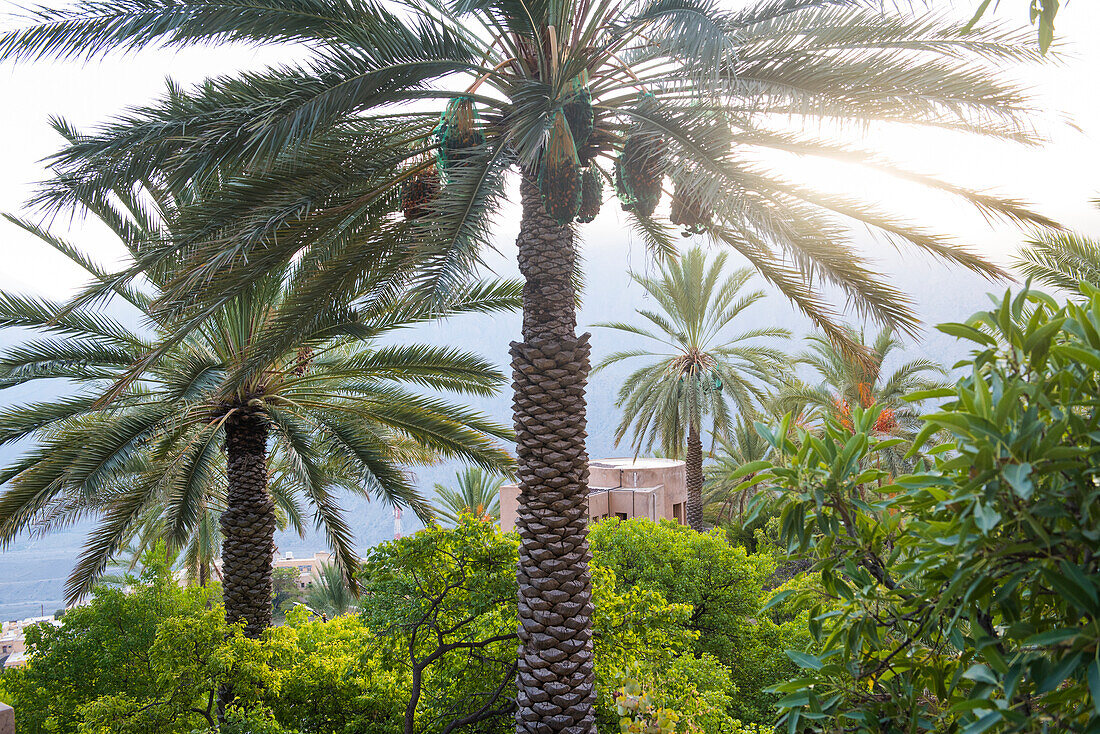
431 467 504 526
594 247 789 530
305 561 358 619
779 328 947 475
0 175 517 638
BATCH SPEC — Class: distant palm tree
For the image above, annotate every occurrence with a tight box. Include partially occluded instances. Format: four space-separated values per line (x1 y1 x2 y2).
594 247 788 530
432 467 504 526
1018 223 1100 294
780 328 947 475
305 562 359 619
120 501 224 587
0 167 517 638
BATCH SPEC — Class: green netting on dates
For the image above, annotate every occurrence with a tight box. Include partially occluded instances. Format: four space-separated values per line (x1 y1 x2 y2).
562 72 594 152
616 131 666 217
434 97 483 176
576 166 603 223
539 109 583 225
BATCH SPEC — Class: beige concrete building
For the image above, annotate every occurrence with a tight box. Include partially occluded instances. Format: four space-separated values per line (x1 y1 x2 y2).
499 457 687 532
273 550 332 590
0 615 58 670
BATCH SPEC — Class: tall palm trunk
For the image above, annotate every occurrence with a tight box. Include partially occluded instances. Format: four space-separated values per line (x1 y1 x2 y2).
220 409 276 637
686 423 703 531
511 175 596 734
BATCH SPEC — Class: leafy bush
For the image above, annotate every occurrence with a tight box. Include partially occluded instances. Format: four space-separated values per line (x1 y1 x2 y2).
589 518 804 722
762 288 1100 731
268 608 405 734
1 561 226 734
2 516 801 733
1 564 404 734
358 518 518 734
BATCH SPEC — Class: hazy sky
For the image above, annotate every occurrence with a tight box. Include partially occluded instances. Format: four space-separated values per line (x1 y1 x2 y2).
1 0 1099 300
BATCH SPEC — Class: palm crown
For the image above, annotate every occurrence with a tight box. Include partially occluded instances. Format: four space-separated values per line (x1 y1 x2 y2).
304 560 359 618
0 0 1054 349
432 466 505 526
595 247 787 455
779 327 947 474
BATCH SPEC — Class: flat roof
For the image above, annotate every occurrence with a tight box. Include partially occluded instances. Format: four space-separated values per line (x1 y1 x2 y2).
590 485 661 494
590 457 683 470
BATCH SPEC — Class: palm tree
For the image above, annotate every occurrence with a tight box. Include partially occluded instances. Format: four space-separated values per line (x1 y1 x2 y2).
779 328 947 475
594 248 787 530
0 170 517 639
305 561 359 618
432 467 504 526
0 3 1056 728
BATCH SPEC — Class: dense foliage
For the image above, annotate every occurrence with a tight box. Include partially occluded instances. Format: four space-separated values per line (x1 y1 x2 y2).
589 519 809 723
762 288 1100 732
0 517 801 734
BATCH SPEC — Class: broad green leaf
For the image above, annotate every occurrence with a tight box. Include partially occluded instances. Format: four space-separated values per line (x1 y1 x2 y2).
937 322 997 346
962 664 998 686
785 650 823 671
1002 463 1033 500
762 589 794 613
1022 629 1079 647
961 712 1002 734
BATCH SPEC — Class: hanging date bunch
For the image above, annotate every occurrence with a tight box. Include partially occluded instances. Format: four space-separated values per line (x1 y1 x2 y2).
576 166 603 223
670 181 710 236
562 72 594 152
615 129 666 217
539 109 583 225
401 163 440 220
614 93 667 217
435 96 483 175
293 346 314 376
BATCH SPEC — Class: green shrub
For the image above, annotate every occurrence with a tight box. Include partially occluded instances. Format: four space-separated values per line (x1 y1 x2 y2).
269 608 405 734
3 516 804 733
589 518 801 722
763 287 1100 731
1 561 221 734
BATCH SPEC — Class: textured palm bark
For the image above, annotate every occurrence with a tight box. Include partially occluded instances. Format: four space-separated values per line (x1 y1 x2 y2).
511 175 596 734
220 409 276 638
686 423 704 531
